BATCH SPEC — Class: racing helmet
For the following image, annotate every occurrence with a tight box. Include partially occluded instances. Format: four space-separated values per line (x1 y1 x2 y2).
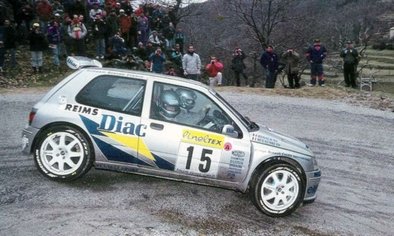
176 88 197 111
158 90 181 119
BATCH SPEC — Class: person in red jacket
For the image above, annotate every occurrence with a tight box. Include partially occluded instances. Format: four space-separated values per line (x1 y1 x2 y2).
205 56 224 87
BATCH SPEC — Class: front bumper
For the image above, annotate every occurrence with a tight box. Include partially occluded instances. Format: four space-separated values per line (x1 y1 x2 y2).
21 126 40 154
304 168 321 201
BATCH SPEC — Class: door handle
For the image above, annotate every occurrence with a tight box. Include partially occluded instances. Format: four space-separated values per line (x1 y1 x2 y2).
150 122 164 130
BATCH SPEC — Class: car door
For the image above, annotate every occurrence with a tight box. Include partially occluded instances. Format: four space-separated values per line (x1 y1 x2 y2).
139 81 252 182
75 75 152 165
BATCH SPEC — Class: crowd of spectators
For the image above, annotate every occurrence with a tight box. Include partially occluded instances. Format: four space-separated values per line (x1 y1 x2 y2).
0 0 187 75
0 0 338 89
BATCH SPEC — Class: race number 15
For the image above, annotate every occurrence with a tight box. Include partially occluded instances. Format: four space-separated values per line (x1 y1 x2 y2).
176 143 220 177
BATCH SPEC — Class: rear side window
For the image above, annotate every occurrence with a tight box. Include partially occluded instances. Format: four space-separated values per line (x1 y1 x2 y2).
76 75 146 116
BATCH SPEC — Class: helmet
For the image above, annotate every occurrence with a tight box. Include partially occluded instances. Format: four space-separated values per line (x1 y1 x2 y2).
158 90 180 119
176 88 197 111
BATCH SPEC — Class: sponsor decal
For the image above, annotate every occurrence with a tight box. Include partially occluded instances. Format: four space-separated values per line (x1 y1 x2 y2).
224 142 232 151
80 115 165 166
251 133 280 147
181 129 224 149
98 114 146 137
66 57 78 69
65 103 99 116
231 150 245 157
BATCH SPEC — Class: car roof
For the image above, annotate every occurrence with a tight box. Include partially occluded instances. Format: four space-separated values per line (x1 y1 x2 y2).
81 67 209 89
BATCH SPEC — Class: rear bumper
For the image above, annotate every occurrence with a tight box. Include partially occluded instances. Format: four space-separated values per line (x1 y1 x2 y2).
21 126 40 154
304 168 321 201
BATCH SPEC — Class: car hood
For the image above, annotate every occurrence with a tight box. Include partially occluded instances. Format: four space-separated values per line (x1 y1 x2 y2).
250 124 313 157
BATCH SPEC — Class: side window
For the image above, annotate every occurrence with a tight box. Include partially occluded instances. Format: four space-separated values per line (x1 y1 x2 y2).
150 82 235 134
76 75 146 116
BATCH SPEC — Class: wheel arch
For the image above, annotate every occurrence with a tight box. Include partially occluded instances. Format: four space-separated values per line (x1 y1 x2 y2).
249 156 307 195
31 121 95 161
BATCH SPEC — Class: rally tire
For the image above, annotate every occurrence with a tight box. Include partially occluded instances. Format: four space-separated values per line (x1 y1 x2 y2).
250 163 304 217
34 126 94 181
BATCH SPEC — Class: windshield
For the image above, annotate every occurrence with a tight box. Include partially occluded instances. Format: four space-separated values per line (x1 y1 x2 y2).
212 90 259 131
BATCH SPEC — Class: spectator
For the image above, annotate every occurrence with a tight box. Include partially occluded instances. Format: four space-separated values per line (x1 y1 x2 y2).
166 66 177 76
134 4 144 17
282 48 301 88
305 39 327 86
106 11 119 38
89 3 103 23
162 22 175 50
205 56 224 87
174 27 185 53
35 0 53 33
260 45 279 88
16 3 35 40
135 41 148 61
148 30 162 48
182 45 201 81
62 17 73 57
118 9 131 45
145 41 155 59
149 47 166 73
137 12 149 45
29 23 48 73
47 20 61 66
87 0 102 10
109 32 128 58
340 40 359 88
231 47 248 86
71 0 87 20
3 19 17 68
170 43 182 71
129 13 138 48
52 0 65 17
68 16 88 56
92 14 108 59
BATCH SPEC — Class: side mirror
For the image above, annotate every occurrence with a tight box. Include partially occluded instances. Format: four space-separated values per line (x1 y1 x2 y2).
222 124 238 138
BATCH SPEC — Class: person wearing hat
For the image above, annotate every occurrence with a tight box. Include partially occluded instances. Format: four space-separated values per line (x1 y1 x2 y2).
282 47 301 88
340 40 359 88
148 30 162 48
231 47 248 86
305 39 328 86
29 22 48 73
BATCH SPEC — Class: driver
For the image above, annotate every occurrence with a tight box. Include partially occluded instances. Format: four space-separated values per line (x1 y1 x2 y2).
175 88 209 126
156 89 181 120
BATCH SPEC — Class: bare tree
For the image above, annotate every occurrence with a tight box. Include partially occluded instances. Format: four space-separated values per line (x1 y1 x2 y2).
228 0 297 49
155 0 203 27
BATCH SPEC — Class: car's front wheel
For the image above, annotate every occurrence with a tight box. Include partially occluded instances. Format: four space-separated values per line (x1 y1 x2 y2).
250 163 304 217
34 126 93 181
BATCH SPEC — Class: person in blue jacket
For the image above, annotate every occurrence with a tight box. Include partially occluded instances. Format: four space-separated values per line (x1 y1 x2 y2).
149 47 166 73
260 45 279 88
305 39 328 86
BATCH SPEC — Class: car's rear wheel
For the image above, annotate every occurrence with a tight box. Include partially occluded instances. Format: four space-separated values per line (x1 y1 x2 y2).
34 126 93 181
250 163 304 217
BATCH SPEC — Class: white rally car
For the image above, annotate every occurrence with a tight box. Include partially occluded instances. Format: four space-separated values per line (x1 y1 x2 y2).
22 57 321 217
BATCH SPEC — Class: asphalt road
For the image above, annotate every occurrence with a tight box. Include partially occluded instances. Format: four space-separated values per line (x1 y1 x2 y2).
0 88 393 236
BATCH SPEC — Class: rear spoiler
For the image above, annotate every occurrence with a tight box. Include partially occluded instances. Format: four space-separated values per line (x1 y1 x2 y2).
66 56 102 70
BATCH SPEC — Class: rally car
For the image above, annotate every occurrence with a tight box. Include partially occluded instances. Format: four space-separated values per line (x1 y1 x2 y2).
22 57 321 217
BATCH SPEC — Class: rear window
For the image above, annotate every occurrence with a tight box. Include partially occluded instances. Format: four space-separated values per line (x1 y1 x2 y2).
76 75 146 116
